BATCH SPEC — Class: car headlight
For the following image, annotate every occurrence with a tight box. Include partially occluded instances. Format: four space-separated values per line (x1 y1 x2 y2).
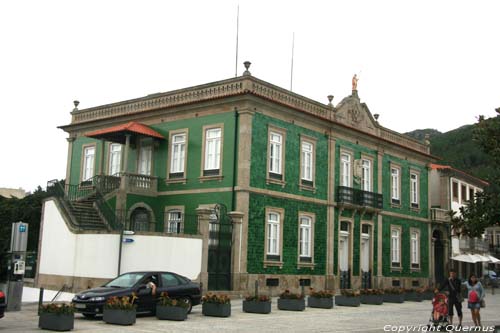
89 296 106 302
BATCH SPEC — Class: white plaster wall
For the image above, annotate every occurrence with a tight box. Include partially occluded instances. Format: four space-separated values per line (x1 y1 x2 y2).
39 199 203 281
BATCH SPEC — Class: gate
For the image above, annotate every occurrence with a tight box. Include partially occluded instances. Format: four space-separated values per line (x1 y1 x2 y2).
340 270 351 289
207 204 233 290
361 270 372 289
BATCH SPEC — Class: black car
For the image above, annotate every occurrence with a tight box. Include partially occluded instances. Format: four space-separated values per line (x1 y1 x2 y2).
72 271 201 318
0 290 6 318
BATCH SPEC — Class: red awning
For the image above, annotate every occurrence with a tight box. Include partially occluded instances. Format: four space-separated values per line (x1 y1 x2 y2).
85 121 164 143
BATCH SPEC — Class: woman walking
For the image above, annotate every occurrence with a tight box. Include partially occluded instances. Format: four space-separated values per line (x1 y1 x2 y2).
463 274 485 327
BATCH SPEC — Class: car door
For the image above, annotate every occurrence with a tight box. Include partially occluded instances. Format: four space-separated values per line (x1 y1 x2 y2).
135 273 160 313
160 272 184 297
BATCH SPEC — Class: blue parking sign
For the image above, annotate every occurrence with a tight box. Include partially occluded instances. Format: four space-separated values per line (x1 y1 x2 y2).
19 224 27 232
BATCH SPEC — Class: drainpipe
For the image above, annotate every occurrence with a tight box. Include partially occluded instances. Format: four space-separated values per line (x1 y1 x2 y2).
231 109 239 211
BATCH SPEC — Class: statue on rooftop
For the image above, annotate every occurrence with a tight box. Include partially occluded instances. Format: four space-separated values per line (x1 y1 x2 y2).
352 74 359 91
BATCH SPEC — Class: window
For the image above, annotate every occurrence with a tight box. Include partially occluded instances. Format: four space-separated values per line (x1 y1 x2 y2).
410 172 419 208
469 188 475 202
138 142 152 176
340 153 351 187
204 127 222 176
161 273 180 287
299 215 312 260
391 167 400 204
170 133 186 177
391 228 401 267
461 184 467 203
269 132 283 177
130 208 150 232
411 230 420 268
108 143 122 176
301 141 314 185
452 181 459 202
361 159 371 191
82 146 95 181
166 210 183 234
267 212 280 257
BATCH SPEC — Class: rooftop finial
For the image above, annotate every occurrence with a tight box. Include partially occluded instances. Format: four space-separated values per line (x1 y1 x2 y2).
374 113 379 121
243 61 251 76
327 95 334 108
73 100 80 112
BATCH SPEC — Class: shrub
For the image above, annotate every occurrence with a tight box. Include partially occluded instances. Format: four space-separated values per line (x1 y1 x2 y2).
201 293 231 304
104 294 138 310
384 288 405 294
279 289 304 300
309 288 334 298
244 295 271 302
360 289 384 295
157 292 189 308
39 303 75 314
340 289 360 297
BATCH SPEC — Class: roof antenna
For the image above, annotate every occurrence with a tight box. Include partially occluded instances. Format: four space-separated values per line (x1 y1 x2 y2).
290 32 295 91
235 4 240 77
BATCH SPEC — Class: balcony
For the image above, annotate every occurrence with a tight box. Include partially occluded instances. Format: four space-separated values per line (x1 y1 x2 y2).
459 238 489 253
336 186 383 210
430 208 451 223
121 173 158 194
489 244 500 256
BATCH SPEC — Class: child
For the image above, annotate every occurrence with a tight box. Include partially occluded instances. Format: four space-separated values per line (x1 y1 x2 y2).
433 297 447 321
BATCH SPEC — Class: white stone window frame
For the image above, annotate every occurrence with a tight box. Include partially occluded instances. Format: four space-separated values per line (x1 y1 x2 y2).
199 124 224 182
410 169 420 210
360 221 374 273
297 212 315 268
390 225 402 271
338 219 353 275
107 143 122 176
299 135 317 192
80 143 96 182
164 206 185 234
137 138 154 176
166 128 189 184
266 125 287 187
263 207 284 268
339 149 353 188
360 154 374 192
390 163 402 207
451 179 459 203
410 227 420 270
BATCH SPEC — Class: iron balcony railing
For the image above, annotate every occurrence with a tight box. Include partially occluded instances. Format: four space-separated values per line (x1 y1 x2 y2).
459 238 490 253
489 244 500 256
336 186 383 209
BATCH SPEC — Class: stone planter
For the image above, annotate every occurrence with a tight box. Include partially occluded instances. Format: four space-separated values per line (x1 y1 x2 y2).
103 308 136 325
156 305 188 321
38 313 74 331
361 294 384 305
202 303 231 317
307 297 334 309
405 292 423 302
335 295 361 307
242 300 272 314
422 291 434 301
277 298 306 311
383 294 405 303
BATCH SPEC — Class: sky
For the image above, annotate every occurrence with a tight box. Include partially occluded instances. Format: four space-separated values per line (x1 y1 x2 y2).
0 0 499 192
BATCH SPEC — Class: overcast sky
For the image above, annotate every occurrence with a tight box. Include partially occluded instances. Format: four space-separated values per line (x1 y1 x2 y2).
1 0 498 192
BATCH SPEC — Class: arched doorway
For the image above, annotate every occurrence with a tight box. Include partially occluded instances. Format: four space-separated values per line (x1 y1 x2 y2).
130 207 151 231
433 229 445 285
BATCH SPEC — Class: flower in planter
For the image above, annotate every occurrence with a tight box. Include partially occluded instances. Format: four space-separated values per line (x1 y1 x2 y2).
279 289 304 300
39 303 75 314
309 288 334 298
383 288 405 294
340 289 360 297
244 295 271 302
158 292 189 308
360 289 384 295
104 293 138 310
201 293 231 304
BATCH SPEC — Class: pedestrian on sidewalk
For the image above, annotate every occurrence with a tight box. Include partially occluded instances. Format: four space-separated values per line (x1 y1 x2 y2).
436 269 463 327
463 274 485 327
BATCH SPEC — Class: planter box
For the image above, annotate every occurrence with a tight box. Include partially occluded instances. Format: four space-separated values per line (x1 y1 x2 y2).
335 295 361 307
361 294 384 305
307 297 334 309
38 313 74 331
103 308 136 325
156 305 188 321
242 300 271 314
277 298 306 311
405 292 423 302
383 294 405 303
202 303 231 317
422 291 434 301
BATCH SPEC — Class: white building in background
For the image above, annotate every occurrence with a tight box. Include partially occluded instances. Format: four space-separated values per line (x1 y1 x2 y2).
429 163 489 278
0 187 27 199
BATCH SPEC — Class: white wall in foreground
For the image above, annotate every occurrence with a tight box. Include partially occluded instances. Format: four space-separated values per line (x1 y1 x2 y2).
38 199 202 281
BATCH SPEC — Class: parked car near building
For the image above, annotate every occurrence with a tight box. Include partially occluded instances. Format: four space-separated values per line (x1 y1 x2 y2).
0 290 6 318
72 271 201 318
483 270 498 287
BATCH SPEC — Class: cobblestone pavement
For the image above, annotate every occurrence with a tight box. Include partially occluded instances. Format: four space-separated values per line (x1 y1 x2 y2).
2 292 499 332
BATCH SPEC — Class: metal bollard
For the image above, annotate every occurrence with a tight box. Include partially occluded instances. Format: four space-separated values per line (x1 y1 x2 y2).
38 288 44 316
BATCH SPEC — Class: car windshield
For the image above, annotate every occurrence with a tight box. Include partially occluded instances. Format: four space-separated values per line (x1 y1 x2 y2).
104 273 147 288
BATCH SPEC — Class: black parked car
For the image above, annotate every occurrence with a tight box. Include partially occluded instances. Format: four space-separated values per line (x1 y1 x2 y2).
0 290 6 318
72 271 201 318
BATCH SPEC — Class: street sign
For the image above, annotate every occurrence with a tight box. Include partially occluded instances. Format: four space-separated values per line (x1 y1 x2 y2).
123 230 135 235
19 224 27 232
10 222 28 252
123 238 134 243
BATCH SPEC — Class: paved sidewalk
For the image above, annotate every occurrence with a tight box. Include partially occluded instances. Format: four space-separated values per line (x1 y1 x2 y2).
2 291 499 332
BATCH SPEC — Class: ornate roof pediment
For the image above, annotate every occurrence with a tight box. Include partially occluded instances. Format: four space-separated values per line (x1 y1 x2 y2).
334 92 378 136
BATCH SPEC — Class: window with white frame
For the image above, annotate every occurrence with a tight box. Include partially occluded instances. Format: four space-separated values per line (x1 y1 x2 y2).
361 159 371 191
299 215 312 260
138 143 152 176
301 141 313 184
204 128 221 175
391 228 401 267
391 167 400 204
108 143 122 176
410 172 419 208
82 146 95 181
411 230 420 268
170 133 186 177
166 210 183 234
340 153 351 187
266 212 280 258
269 132 283 176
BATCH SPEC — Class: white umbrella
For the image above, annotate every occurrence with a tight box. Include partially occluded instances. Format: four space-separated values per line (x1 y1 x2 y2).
450 254 482 263
486 254 500 264
471 254 491 262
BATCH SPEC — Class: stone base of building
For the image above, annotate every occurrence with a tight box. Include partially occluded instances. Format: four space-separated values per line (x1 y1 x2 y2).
36 273 111 293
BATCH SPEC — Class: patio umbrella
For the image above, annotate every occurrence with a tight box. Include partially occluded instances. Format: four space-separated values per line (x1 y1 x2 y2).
486 254 500 264
471 254 491 262
450 254 482 263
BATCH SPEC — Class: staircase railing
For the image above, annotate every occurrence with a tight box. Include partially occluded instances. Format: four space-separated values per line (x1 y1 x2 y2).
95 190 123 231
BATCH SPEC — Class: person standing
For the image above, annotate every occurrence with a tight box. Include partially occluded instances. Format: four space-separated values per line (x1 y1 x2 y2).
463 274 485 327
437 269 463 327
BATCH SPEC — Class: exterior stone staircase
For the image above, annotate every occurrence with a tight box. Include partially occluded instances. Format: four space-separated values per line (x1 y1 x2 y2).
70 195 109 230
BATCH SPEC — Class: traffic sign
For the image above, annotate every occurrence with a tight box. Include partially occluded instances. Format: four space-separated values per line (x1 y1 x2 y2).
123 238 134 243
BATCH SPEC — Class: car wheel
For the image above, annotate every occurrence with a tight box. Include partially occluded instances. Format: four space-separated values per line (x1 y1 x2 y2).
179 297 192 314
82 313 96 319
